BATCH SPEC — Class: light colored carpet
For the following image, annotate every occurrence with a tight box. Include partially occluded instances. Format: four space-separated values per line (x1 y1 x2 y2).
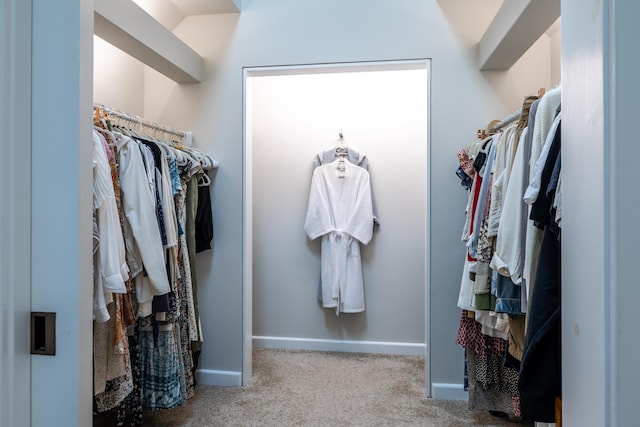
95 348 531 426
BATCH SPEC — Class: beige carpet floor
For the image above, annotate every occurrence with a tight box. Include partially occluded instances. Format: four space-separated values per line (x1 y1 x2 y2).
95 348 531 426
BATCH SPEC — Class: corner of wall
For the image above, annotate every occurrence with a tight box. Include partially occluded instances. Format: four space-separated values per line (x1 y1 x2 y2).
196 369 243 387
431 383 468 401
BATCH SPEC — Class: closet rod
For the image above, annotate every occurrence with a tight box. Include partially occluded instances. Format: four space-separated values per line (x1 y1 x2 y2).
93 102 187 139
489 108 522 134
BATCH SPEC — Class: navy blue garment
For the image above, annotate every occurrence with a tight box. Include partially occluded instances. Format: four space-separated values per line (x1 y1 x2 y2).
518 228 561 422
530 121 561 230
546 152 562 236
518 118 562 422
456 166 473 190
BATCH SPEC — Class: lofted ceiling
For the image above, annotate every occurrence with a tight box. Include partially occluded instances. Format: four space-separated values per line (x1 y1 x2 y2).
105 0 559 83
170 0 240 15
132 0 240 29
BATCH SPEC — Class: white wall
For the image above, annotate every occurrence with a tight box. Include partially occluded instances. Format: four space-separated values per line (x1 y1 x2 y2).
249 64 428 353
94 36 145 115
95 0 555 389
563 1 640 425
548 19 562 87
562 1 606 425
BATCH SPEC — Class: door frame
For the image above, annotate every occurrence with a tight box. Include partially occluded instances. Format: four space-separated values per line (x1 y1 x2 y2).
0 0 32 424
242 59 432 394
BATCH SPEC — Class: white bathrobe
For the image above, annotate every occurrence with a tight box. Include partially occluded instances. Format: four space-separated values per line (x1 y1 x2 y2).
304 159 374 314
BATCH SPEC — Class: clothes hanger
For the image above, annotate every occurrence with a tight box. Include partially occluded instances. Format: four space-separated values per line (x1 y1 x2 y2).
197 173 211 187
336 130 347 152
93 125 117 148
112 115 133 137
170 146 189 167
334 129 349 174
152 127 190 167
335 129 349 159
181 150 203 177
154 139 178 164
182 146 209 169
205 154 219 170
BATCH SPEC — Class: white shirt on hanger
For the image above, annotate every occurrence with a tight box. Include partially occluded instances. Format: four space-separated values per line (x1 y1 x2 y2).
92 130 129 322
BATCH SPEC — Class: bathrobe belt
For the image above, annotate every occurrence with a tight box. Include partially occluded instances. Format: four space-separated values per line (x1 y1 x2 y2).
328 229 352 314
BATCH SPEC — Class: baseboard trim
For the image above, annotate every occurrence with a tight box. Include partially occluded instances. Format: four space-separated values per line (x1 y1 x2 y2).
196 369 242 387
431 383 468 401
253 336 426 356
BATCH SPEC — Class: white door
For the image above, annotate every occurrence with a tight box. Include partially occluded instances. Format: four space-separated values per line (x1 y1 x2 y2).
1 1 94 425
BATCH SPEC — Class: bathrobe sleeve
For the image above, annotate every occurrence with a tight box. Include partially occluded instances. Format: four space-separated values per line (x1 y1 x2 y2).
304 167 334 241
342 167 373 245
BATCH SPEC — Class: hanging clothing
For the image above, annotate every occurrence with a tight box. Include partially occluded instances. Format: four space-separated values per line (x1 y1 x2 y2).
93 130 129 322
93 128 137 413
304 158 374 314
186 176 204 353
92 106 217 423
522 90 562 310
487 125 518 237
454 87 564 424
469 139 497 310
491 128 530 285
457 150 485 312
519 122 562 422
158 144 180 250
457 135 503 315
117 333 144 426
313 146 380 228
467 137 495 260
137 321 185 410
93 304 134 412
521 115 562 322
456 310 520 417
518 228 561 422
115 133 171 318
515 98 541 312
490 129 527 316
195 174 214 253
176 183 199 342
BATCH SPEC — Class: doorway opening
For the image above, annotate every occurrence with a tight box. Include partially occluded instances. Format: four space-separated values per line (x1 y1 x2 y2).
243 60 431 394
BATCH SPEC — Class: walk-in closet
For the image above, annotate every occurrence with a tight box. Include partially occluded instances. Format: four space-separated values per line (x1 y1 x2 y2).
3 1 640 426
